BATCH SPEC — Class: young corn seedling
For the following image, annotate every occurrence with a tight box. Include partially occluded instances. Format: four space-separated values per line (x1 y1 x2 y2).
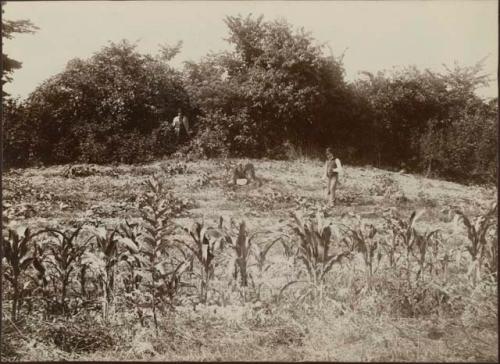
453 202 497 286
1 226 46 320
286 211 349 302
252 236 283 274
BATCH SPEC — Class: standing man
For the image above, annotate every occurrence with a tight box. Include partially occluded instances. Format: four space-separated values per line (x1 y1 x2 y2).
324 147 343 207
172 109 190 144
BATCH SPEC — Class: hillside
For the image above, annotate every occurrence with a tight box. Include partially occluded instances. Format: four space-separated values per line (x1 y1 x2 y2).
2 158 498 361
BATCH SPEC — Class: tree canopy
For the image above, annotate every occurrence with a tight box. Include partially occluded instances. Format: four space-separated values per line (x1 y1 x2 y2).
1 3 39 96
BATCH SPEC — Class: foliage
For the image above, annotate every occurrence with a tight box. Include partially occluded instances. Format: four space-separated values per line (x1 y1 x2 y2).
4 12 497 185
1 3 39 96
18 40 189 165
344 219 380 286
177 217 226 303
287 212 350 301
353 61 495 182
453 203 498 285
419 99 497 183
44 226 90 316
133 175 188 333
47 318 114 353
1 157 498 360
81 226 120 321
2 98 34 167
1 226 45 320
225 220 253 288
183 15 350 157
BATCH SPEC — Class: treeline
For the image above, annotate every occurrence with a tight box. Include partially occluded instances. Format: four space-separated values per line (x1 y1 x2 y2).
3 15 497 184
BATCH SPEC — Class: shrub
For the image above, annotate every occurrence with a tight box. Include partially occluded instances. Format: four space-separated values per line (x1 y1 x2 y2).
2 98 33 167
21 40 190 166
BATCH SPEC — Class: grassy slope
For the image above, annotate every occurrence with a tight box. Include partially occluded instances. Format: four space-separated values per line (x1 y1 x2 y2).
2 158 498 361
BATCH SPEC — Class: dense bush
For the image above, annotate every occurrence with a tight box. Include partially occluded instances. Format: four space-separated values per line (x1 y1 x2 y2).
351 63 496 183
183 15 351 157
13 40 189 165
419 101 497 183
2 98 33 167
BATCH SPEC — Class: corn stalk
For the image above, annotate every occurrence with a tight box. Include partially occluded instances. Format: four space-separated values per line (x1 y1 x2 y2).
412 229 440 282
453 203 497 286
345 220 380 289
177 218 226 303
385 210 424 285
135 175 180 334
82 226 120 321
44 226 90 316
1 226 46 320
290 211 349 302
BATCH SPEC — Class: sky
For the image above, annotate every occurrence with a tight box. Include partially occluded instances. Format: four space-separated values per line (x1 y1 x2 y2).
3 0 498 100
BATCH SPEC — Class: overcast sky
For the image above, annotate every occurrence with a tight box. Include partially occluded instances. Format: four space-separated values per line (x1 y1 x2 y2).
3 0 498 100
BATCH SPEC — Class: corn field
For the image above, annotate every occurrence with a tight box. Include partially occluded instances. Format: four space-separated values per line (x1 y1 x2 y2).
1 160 498 361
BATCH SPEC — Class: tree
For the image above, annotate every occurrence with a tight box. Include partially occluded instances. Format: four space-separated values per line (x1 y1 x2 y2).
1 2 39 96
352 67 452 168
183 14 351 157
351 59 496 183
22 40 189 165
2 97 31 167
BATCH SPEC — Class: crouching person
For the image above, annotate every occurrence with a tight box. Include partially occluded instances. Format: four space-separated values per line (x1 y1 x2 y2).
231 162 262 187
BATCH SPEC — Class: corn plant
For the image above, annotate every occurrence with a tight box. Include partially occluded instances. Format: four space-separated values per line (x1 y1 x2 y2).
412 229 441 282
380 217 403 269
248 236 284 301
44 226 90 316
30 241 52 318
287 211 349 302
81 226 121 321
153 258 191 309
225 221 270 301
134 175 180 334
252 236 283 274
385 210 424 284
453 203 497 285
344 219 381 289
226 220 253 288
1 226 46 320
177 218 226 303
117 220 143 293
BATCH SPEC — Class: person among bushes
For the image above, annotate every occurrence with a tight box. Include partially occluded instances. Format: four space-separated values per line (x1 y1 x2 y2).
172 109 191 144
324 148 342 206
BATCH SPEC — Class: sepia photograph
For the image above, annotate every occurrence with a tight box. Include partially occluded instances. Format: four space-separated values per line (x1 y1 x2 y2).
1 0 498 361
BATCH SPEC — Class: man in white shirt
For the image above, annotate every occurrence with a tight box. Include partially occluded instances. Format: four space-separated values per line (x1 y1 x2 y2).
324 147 343 206
172 109 190 144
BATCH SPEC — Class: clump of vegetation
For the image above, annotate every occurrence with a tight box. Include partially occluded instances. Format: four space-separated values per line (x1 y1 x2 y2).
282 212 350 302
453 203 498 285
